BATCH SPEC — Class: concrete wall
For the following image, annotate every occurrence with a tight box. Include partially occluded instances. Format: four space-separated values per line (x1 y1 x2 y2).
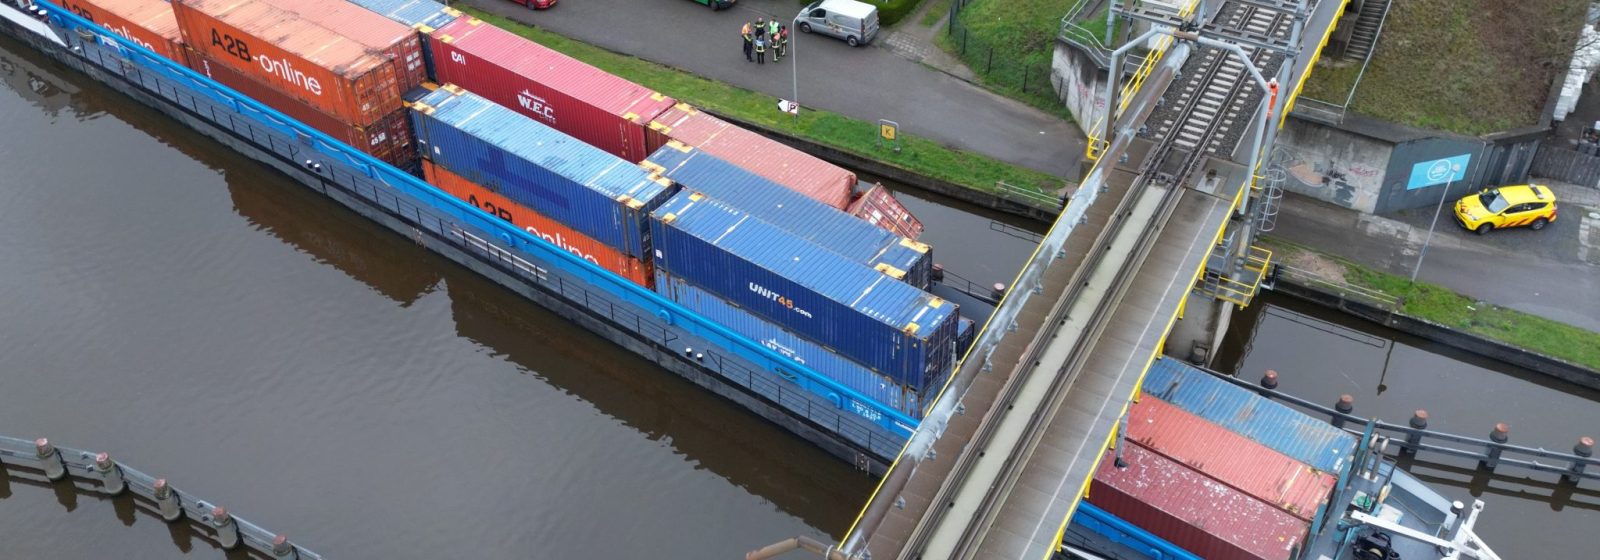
1270 117 1393 213
1376 136 1490 214
1051 41 1109 130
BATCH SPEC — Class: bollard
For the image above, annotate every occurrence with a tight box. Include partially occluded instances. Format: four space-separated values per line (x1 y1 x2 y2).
272 534 299 559
1259 369 1279 390
1403 410 1428 454
153 479 183 522
211 506 241 550
1482 423 1509 471
1565 436 1594 483
930 263 945 283
991 283 1006 301
1332 395 1354 429
35 438 66 481
93 452 126 495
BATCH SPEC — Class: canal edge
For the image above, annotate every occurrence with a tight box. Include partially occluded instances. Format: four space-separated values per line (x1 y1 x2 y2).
1270 278 1600 391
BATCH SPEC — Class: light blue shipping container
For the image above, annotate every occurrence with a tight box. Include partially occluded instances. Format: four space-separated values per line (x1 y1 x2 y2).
651 190 959 391
1141 358 1356 474
410 86 674 259
343 0 460 31
656 270 921 417
644 142 933 288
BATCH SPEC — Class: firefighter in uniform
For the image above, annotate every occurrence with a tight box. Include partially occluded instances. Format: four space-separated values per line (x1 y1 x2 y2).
741 21 754 62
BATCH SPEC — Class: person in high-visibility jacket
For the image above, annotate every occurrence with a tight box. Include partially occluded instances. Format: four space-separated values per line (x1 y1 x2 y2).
741 21 754 62
775 24 789 62
755 32 767 64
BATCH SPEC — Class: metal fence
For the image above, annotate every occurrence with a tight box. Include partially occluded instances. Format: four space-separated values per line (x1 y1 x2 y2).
1531 141 1600 188
945 0 1054 97
0 435 322 558
1271 263 1400 312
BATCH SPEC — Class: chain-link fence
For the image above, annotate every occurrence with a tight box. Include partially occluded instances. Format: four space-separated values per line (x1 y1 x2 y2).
943 0 1064 111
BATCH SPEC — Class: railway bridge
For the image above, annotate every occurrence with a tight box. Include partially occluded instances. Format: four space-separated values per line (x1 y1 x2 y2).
752 0 1346 558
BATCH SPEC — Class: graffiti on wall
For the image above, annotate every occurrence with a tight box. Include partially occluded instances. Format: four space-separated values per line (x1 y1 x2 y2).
1269 145 1385 213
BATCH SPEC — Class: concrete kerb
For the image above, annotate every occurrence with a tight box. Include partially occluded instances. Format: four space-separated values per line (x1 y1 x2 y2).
1270 278 1600 391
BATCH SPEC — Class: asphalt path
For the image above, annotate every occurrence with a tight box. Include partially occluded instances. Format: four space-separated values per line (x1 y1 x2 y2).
463 0 1084 179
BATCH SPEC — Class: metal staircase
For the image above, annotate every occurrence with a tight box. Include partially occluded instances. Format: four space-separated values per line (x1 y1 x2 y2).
1342 0 1390 61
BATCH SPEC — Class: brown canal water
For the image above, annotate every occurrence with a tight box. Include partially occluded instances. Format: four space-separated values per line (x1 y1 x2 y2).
1216 291 1600 560
0 35 903 558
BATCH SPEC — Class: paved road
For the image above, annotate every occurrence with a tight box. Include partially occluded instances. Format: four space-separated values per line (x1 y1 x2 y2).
1271 187 1600 332
462 0 1084 179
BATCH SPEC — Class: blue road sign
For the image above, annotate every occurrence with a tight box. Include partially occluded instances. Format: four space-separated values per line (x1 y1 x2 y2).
1407 154 1470 190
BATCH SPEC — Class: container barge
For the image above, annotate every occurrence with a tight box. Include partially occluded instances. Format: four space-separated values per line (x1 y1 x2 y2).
0 0 938 473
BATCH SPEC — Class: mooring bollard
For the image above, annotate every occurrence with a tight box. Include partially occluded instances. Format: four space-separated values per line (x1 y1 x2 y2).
1482 423 1510 471
35 438 66 481
1566 436 1594 484
153 478 183 522
93 452 125 495
1403 410 1428 454
1259 369 1279 390
211 506 240 550
991 283 1007 301
272 534 299 559
1332 395 1354 429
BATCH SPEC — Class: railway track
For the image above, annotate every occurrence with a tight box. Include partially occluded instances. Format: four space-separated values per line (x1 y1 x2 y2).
1148 1 1295 156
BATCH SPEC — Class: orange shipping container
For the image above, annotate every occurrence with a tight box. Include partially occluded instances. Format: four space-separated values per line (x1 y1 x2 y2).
249 0 427 89
188 49 417 169
421 160 654 288
172 0 403 127
62 0 186 62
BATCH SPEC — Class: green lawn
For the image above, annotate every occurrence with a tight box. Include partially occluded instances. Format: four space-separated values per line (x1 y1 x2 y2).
937 0 1078 118
920 0 953 27
1263 238 1600 371
1303 0 1588 134
459 7 1064 197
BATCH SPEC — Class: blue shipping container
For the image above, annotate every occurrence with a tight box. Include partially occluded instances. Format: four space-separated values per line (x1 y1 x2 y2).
1142 358 1356 474
644 142 933 288
410 86 674 259
651 191 959 390
656 270 921 416
343 0 460 31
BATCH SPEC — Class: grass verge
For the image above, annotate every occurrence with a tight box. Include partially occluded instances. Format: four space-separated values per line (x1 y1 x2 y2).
1303 0 1588 134
1262 237 1600 371
460 7 1064 196
919 0 952 27
936 0 1077 119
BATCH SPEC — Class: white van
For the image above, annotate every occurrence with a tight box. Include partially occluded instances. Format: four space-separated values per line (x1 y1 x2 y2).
795 0 880 47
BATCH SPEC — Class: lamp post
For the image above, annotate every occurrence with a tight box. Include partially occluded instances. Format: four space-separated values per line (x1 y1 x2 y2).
1412 162 1462 282
789 16 799 123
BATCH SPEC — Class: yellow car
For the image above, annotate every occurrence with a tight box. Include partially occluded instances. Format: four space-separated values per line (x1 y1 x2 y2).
1454 184 1558 234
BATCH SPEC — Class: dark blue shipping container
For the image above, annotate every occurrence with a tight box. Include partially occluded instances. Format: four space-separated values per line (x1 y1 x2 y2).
1142 358 1356 474
411 86 674 259
644 142 933 288
656 270 922 416
651 191 959 390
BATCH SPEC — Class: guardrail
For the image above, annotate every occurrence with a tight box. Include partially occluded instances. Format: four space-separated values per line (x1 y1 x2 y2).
1269 263 1400 312
994 180 1065 211
0 435 321 558
1205 371 1600 484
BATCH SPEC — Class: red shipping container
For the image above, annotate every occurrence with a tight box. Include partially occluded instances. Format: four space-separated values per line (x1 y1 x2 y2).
421 160 653 288
173 0 403 127
847 183 925 240
427 17 676 163
250 0 427 89
62 0 186 62
188 48 417 168
1128 395 1336 521
1089 445 1309 560
647 104 856 211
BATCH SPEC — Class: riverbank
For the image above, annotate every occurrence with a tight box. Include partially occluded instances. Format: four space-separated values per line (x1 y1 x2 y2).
459 7 1068 215
1262 237 1600 386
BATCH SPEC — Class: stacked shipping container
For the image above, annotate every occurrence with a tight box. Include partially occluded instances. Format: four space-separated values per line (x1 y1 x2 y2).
250 0 428 88
1142 358 1356 474
343 0 461 30
427 17 677 163
409 86 672 262
849 183 925 240
61 0 185 62
650 191 958 390
1127 396 1336 521
643 142 932 288
1089 445 1310 560
422 159 653 287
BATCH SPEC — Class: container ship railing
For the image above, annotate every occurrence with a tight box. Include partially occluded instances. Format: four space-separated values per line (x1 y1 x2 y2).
0 434 322 558
28 0 919 454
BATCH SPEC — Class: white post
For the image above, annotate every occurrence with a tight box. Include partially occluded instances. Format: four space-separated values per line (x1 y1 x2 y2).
1413 162 1462 282
791 20 799 123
